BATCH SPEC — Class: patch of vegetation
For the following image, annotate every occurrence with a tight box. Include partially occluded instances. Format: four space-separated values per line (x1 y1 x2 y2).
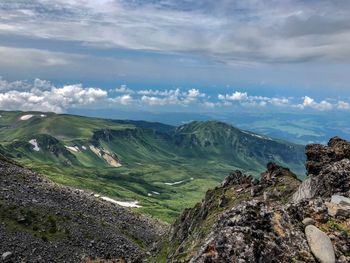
0 201 71 241
321 218 350 237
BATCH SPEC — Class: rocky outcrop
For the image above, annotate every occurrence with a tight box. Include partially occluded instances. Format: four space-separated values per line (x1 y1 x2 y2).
293 137 350 202
190 201 315 263
0 156 166 263
154 137 350 263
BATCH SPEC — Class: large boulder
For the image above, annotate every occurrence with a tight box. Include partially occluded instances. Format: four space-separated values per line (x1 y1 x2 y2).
305 225 335 263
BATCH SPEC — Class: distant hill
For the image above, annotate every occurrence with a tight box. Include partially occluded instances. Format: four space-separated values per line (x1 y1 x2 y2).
0 111 305 222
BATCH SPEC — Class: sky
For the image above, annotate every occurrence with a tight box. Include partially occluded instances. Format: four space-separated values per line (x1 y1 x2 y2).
0 0 350 114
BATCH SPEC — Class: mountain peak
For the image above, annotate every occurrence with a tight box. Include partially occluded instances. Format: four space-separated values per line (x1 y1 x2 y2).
177 120 238 131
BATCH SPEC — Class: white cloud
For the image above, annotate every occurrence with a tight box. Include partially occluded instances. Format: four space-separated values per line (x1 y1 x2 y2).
141 95 167 106
337 100 350 110
137 89 181 97
218 91 248 101
302 96 314 107
183 89 207 104
268 98 289 106
109 94 133 105
139 88 208 106
0 79 107 112
187 89 205 98
115 84 134 94
299 96 333 111
316 101 333 111
218 91 290 107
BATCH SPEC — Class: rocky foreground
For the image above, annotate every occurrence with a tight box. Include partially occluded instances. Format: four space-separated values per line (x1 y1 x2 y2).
153 137 350 262
0 155 166 263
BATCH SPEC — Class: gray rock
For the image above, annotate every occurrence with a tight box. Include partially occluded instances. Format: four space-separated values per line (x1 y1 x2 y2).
263 191 269 201
302 217 316 226
292 178 316 203
326 202 350 217
305 225 335 263
331 195 350 206
2 252 12 260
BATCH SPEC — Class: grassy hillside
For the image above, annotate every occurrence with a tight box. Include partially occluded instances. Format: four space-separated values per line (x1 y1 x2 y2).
0 111 306 223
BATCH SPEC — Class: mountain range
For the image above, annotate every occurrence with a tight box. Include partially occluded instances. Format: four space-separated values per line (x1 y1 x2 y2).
0 110 305 222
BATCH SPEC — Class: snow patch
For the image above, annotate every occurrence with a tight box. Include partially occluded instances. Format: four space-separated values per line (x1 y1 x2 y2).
147 193 152 197
40 114 46 117
29 139 40 151
152 191 160 195
100 196 141 208
65 146 80 152
242 130 271 140
82 146 87 150
164 180 185 186
20 114 34 120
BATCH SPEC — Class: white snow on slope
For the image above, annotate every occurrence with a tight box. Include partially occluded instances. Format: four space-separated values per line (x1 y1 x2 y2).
100 196 142 208
241 130 271 140
164 180 185 186
29 139 40 151
65 146 80 152
20 114 34 120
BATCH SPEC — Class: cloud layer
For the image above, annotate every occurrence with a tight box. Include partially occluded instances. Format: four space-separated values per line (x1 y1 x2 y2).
0 78 349 113
1 0 350 64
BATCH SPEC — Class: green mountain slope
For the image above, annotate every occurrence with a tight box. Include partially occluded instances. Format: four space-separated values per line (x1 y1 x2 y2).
0 111 306 222
173 121 304 173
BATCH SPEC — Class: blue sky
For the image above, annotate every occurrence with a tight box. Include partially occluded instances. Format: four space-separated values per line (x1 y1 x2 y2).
0 0 350 114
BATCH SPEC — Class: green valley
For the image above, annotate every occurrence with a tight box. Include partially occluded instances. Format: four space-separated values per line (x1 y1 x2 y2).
0 111 306 223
